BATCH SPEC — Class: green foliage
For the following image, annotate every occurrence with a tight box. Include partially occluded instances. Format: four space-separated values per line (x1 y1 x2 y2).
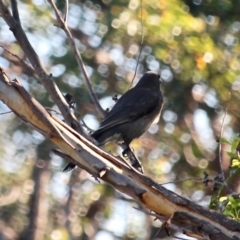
222 196 240 221
209 136 240 221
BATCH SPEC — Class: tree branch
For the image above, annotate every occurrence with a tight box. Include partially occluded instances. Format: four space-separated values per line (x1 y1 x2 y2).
0 68 240 240
46 0 145 171
47 0 105 116
0 45 38 80
0 0 84 135
218 96 236 195
10 0 20 24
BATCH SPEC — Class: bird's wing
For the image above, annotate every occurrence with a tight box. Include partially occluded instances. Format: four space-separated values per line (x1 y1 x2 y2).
97 88 161 131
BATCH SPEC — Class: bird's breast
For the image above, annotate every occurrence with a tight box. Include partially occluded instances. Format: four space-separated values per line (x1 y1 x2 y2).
152 111 161 124
151 97 163 124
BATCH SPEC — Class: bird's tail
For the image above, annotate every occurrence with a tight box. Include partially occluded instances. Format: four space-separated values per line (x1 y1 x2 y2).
91 128 117 145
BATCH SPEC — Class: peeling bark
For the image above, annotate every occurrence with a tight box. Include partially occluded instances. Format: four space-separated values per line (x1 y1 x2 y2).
0 68 240 239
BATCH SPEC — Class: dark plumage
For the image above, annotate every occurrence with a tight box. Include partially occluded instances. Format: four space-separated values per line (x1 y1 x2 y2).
92 71 163 146
63 71 163 172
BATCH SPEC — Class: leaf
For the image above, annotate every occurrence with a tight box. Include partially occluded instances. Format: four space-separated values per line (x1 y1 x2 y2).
220 137 230 145
209 194 219 210
227 151 238 158
231 159 240 168
229 196 240 208
231 137 240 153
219 196 228 202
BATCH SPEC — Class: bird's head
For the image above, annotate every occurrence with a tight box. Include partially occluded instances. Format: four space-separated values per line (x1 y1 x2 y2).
135 71 161 89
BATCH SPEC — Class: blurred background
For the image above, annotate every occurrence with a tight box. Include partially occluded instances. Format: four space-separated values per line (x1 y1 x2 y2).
0 0 240 239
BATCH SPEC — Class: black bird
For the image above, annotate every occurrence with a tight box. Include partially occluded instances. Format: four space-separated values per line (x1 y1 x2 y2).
92 71 163 146
63 71 163 172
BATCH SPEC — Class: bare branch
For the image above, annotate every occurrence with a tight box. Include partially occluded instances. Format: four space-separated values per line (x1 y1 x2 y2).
0 0 84 135
1 68 240 239
45 0 154 174
0 45 37 79
0 45 27 66
0 110 12 115
81 118 93 132
63 0 69 23
161 177 203 185
47 0 105 117
10 0 20 24
129 0 144 89
219 92 236 195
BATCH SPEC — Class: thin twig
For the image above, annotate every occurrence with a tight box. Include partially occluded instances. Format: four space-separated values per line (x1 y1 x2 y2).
0 111 12 115
219 108 228 183
80 119 93 132
0 0 84 135
161 177 203 185
219 92 236 195
72 109 93 132
162 175 235 194
129 0 144 89
10 0 21 24
47 0 105 117
45 107 62 115
0 45 23 62
63 0 69 23
0 45 35 73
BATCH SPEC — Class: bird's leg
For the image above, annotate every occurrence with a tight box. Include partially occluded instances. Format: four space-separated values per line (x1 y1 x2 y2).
122 146 144 174
122 145 130 157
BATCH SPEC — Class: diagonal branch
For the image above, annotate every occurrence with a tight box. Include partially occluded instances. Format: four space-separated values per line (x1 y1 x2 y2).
0 45 38 79
10 0 20 24
129 0 144 89
47 0 105 117
46 0 145 172
63 0 69 23
0 0 84 134
218 96 236 195
0 67 240 240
